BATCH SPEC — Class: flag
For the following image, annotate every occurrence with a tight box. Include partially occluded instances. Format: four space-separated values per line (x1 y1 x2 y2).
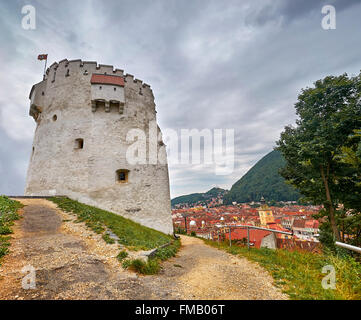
38 54 48 61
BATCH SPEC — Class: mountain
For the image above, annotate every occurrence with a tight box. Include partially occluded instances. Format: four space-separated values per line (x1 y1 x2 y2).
224 150 300 203
171 187 227 207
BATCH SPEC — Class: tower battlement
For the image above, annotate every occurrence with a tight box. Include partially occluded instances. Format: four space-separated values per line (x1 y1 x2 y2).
30 59 155 122
26 59 172 234
45 59 152 90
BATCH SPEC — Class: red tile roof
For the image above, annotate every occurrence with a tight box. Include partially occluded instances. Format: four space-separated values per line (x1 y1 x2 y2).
225 228 272 248
91 74 125 87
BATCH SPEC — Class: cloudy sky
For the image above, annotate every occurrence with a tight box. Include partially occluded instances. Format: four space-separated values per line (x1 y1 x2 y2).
0 0 361 198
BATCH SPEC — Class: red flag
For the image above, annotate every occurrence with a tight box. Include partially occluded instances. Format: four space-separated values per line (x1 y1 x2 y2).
38 54 48 61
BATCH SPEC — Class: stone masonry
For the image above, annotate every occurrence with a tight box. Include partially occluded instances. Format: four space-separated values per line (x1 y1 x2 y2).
25 59 173 234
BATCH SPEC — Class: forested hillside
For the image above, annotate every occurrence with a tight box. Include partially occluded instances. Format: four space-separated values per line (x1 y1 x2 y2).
171 187 227 207
224 150 300 203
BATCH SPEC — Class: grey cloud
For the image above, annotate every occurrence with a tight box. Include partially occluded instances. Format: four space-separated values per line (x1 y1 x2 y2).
1 0 361 197
0 128 30 195
245 0 361 27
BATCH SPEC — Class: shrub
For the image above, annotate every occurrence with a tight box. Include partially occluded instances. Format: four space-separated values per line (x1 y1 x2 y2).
102 232 115 244
117 250 128 262
0 196 23 263
125 258 161 275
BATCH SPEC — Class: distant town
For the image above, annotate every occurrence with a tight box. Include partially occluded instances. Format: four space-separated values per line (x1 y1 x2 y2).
172 197 322 252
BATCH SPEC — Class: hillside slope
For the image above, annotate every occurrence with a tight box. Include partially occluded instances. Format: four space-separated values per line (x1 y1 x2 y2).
224 150 300 203
171 187 227 207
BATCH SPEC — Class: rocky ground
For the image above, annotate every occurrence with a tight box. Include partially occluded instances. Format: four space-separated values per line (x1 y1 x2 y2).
0 199 287 300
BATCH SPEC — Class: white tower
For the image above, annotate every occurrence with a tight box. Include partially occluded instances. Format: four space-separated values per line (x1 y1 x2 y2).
26 59 173 234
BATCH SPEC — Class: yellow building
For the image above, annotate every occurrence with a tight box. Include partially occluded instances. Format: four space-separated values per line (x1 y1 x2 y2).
258 197 275 226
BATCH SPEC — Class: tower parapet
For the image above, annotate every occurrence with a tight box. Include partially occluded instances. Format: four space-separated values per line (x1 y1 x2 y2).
26 59 172 234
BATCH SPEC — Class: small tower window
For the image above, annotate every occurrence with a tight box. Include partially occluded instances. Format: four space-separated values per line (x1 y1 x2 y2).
75 138 84 149
110 101 120 111
65 69 70 77
116 169 129 183
52 114 57 121
96 100 105 109
99 86 102 90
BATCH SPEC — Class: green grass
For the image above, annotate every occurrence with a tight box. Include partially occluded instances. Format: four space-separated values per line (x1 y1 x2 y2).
122 240 181 275
102 233 115 244
0 196 23 262
49 197 172 251
124 258 161 275
50 197 181 275
117 250 129 262
204 240 361 300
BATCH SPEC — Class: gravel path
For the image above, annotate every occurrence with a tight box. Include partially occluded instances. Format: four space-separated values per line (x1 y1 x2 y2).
0 199 287 300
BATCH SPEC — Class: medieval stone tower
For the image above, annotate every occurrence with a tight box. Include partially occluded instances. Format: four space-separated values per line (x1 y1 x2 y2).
25 59 173 234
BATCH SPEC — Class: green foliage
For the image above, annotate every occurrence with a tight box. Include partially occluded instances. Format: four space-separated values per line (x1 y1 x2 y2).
0 196 23 261
276 73 361 242
102 233 115 244
125 258 161 275
122 259 133 269
205 240 361 300
117 250 129 262
152 240 180 261
122 241 180 275
171 187 227 207
190 231 196 237
224 150 300 204
174 227 187 234
49 197 172 251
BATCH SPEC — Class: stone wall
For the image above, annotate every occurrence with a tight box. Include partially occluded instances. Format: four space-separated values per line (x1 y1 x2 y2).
25 59 173 234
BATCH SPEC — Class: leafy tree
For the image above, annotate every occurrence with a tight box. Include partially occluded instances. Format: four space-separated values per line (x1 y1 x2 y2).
277 73 361 242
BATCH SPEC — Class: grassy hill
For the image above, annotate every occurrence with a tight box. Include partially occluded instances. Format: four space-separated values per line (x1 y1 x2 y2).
205 239 361 300
50 197 172 250
50 197 180 274
224 150 300 203
171 187 227 207
0 196 22 262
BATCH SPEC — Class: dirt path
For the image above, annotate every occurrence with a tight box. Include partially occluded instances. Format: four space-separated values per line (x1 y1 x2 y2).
0 199 287 300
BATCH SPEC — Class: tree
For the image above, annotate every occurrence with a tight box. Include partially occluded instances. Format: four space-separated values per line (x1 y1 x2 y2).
277 73 361 242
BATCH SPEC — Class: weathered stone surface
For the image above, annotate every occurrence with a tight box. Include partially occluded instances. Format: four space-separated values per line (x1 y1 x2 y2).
25 59 173 234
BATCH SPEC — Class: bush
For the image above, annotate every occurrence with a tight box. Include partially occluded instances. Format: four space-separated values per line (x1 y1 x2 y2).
0 196 23 262
122 241 181 275
125 258 161 275
175 227 187 235
102 233 115 244
117 250 128 262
